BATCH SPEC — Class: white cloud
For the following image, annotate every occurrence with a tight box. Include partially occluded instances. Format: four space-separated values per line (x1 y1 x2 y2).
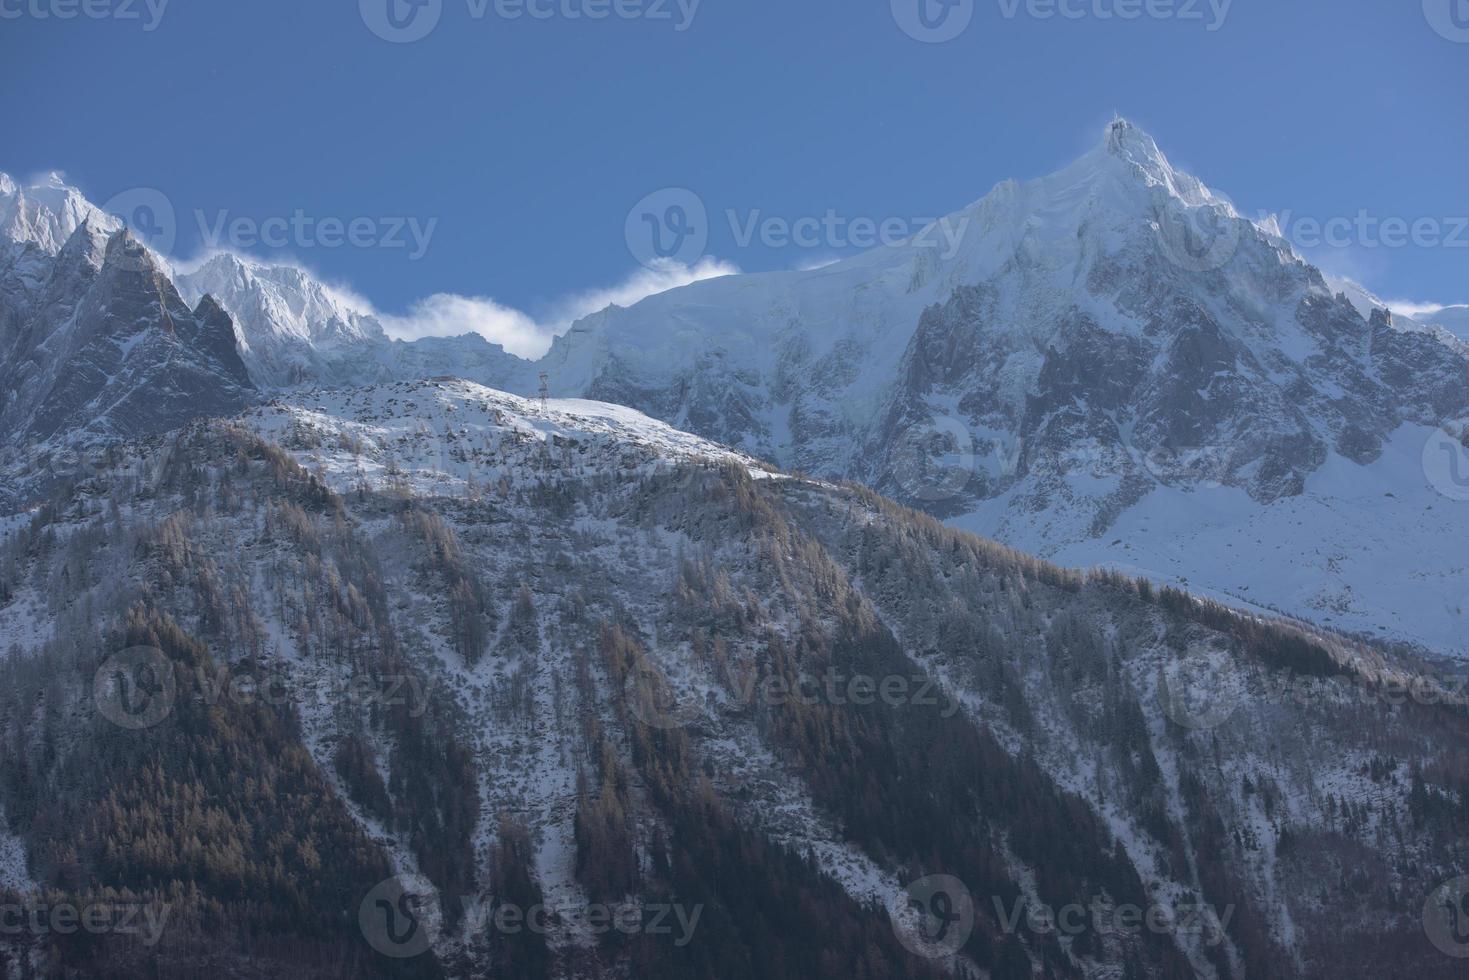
1381 300 1450 319
380 294 546 358
165 243 738 361
378 257 739 360
545 257 739 329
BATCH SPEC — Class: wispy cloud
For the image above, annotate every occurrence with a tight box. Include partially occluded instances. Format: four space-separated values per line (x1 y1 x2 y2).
379 256 738 359
544 257 739 331
172 247 739 361
379 294 545 357
1381 300 1451 318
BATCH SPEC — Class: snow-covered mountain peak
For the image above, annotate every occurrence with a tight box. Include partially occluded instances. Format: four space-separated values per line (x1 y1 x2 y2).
51 212 117 275
179 251 384 341
1102 116 1175 182
173 251 400 389
532 124 1469 660
1104 116 1161 157
166 251 528 393
1001 117 1232 228
99 225 173 281
1095 117 1229 212
0 170 112 255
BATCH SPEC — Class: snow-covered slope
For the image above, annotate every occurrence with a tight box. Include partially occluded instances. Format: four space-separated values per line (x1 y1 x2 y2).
537 121 1469 659
238 377 777 499
539 120 1252 468
5 130 1467 658
3 381 1467 978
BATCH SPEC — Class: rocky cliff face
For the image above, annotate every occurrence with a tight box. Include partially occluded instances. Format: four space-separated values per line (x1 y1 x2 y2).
0 222 256 503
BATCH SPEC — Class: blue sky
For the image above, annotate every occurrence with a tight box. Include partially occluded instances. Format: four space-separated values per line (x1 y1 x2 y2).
3 0 1466 334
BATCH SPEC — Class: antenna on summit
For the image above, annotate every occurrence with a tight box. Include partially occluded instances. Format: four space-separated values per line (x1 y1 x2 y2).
538 372 549 414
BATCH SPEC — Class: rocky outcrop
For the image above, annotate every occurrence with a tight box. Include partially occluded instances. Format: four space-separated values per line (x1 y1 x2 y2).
0 226 256 502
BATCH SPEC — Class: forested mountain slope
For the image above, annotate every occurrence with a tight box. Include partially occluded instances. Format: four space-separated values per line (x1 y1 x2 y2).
0 380 1465 978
